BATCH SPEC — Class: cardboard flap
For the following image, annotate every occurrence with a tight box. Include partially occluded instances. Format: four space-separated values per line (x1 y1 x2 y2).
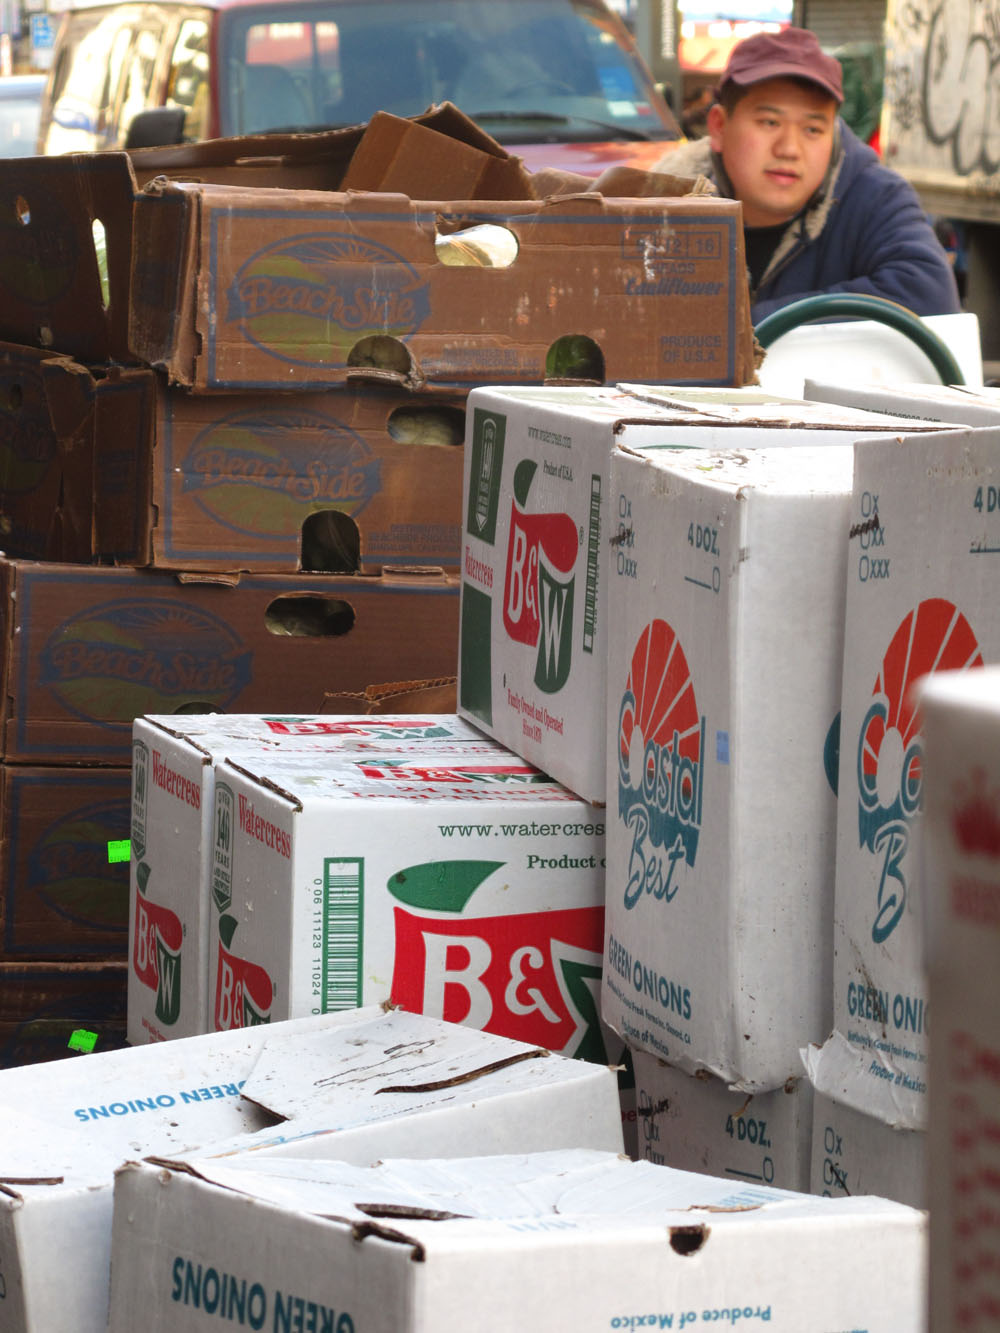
341 111 533 201
0 153 136 363
38 355 100 441
590 164 711 199
126 102 511 193
322 677 457 714
239 1008 548 1122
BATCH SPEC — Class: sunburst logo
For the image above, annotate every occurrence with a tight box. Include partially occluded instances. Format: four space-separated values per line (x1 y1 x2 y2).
857 598 983 942
617 619 705 910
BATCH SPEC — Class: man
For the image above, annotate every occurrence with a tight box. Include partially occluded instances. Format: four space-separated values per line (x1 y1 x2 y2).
656 27 961 323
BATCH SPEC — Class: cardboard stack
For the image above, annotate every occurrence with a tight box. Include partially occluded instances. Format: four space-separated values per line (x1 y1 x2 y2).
126 713 612 1062
920 666 1000 1331
0 1004 625 1333
106 1149 926 1333
0 105 760 1067
454 380 958 1194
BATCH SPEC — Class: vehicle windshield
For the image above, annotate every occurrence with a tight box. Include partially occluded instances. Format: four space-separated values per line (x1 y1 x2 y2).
217 0 677 142
0 77 45 157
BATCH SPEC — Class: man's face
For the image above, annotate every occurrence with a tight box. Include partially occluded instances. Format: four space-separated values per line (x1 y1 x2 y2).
707 77 838 228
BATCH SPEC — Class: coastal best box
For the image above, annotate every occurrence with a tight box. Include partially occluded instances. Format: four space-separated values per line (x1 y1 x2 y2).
631 1049 813 1191
0 560 459 765
807 427 1000 1131
919 667 1000 1331
107 1148 928 1333
0 1006 622 1333
128 713 505 1044
601 445 854 1092
206 750 610 1060
458 384 948 802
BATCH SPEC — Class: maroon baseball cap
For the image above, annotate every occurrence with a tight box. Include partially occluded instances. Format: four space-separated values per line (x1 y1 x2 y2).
719 26 844 103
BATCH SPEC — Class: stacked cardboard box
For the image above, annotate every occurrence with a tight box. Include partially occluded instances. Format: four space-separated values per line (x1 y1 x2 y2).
0 1005 624 1333
802 425 1000 1209
0 107 761 1066
454 381 961 1194
920 666 1000 1330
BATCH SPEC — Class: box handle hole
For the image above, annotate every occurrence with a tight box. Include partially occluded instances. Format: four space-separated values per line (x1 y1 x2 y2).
300 511 360 573
545 334 604 382
434 223 519 268
92 218 110 311
669 1225 708 1257
347 335 412 374
265 594 355 637
387 404 465 447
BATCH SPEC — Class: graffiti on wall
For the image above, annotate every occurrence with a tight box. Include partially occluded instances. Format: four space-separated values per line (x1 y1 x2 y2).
886 0 1000 175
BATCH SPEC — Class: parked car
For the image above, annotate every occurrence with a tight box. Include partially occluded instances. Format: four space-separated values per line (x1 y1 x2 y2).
0 73 46 157
35 0 681 171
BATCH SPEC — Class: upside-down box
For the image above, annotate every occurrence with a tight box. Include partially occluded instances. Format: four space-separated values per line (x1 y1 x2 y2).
107 1148 927 1333
0 560 459 765
0 1005 623 1333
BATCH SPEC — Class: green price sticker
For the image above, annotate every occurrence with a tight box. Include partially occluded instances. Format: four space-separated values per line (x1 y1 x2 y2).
107 839 131 864
68 1029 98 1054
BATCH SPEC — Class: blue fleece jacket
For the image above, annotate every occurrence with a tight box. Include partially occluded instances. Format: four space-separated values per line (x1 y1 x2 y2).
657 123 961 324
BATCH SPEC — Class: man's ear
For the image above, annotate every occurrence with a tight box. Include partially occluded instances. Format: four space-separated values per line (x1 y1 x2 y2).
706 102 726 153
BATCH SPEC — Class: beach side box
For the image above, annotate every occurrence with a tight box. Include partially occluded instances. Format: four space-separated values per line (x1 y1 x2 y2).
128 713 505 1044
128 182 754 392
631 1049 813 1191
806 427 1000 1131
601 444 854 1092
206 751 611 1061
0 1006 623 1333
0 560 459 765
458 384 951 802
1 347 466 571
107 1148 927 1333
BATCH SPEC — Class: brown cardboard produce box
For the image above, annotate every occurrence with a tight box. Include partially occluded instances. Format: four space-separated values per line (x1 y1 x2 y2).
130 182 750 393
0 106 752 392
0 344 465 571
0 764 130 960
0 343 152 564
0 960 128 1067
0 559 459 765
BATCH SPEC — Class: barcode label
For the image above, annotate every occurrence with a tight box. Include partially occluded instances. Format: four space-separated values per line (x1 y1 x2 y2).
322 857 364 1010
583 473 601 654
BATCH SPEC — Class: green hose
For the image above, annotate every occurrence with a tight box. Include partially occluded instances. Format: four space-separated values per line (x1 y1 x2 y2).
754 293 966 386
